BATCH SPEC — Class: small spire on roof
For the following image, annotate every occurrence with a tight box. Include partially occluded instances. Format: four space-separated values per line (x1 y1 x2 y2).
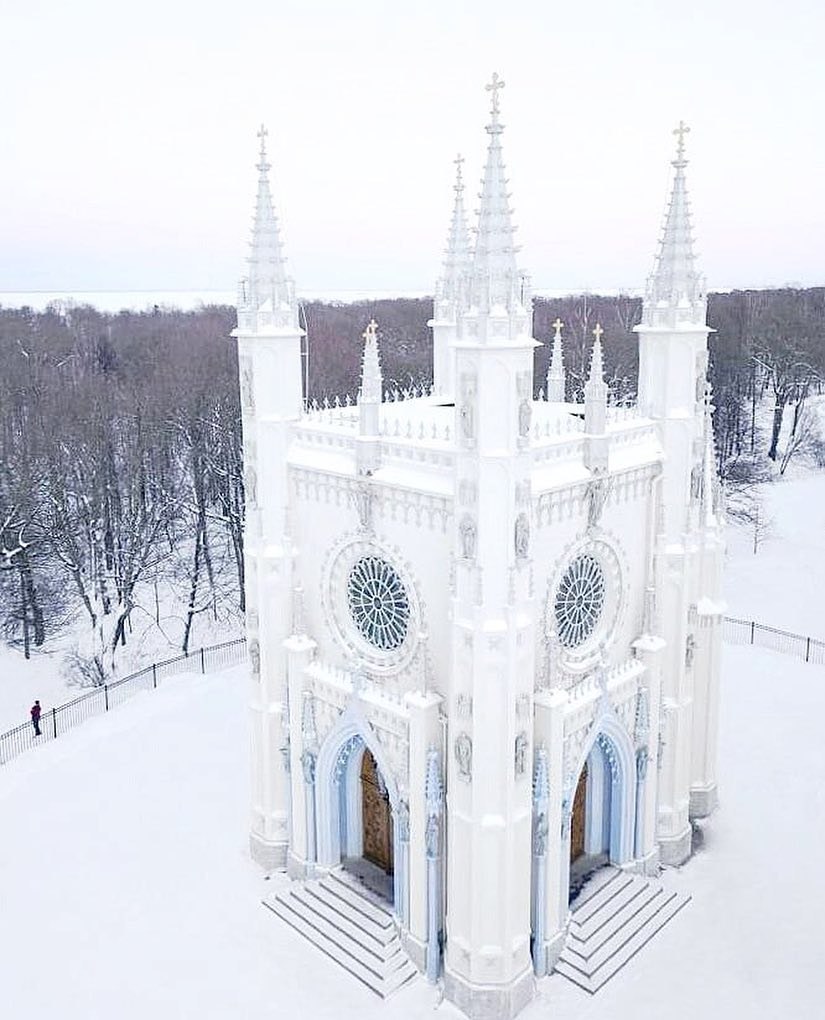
547 317 565 402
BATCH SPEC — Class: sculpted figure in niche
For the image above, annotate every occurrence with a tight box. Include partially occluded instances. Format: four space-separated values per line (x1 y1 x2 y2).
249 638 261 678
241 364 255 412
518 398 532 438
244 465 258 506
455 732 473 782
514 731 528 776
685 633 696 669
425 814 440 857
533 810 548 856
514 513 530 559
459 515 477 560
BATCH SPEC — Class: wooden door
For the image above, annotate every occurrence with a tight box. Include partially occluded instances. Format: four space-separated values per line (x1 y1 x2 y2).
361 749 394 874
570 764 588 863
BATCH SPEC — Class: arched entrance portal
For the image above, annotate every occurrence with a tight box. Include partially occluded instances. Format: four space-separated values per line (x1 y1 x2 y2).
565 722 637 904
360 749 394 875
315 714 404 912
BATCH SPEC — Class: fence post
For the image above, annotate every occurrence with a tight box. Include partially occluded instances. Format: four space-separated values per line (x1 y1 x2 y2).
52 707 57 739
806 637 811 663
104 684 109 711
750 620 755 645
200 647 205 674
152 664 157 690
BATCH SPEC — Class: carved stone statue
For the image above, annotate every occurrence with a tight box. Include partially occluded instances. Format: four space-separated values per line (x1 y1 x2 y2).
533 810 548 856
241 364 255 412
244 465 258 507
301 749 316 785
514 731 528 776
455 732 472 782
514 513 530 559
685 633 696 669
249 638 260 677
459 515 477 560
425 814 440 857
518 399 531 438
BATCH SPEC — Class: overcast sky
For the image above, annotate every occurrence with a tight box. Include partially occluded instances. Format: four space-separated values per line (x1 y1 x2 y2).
2 0 822 296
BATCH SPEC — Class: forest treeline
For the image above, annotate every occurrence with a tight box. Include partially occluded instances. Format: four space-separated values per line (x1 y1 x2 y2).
1 287 823 676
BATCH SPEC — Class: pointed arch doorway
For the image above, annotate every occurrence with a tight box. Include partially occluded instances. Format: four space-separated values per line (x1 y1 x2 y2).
566 724 637 904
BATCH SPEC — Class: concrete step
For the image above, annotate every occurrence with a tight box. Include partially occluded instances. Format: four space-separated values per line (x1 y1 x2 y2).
325 868 396 918
262 873 417 999
302 881 396 946
556 869 691 995
571 878 660 945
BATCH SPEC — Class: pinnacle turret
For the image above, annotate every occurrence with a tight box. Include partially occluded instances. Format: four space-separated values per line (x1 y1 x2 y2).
547 317 566 402
240 125 298 329
584 324 608 446
642 122 706 328
444 154 472 278
359 319 383 406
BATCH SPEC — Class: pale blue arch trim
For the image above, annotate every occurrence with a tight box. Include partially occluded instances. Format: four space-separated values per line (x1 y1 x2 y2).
584 740 611 856
315 698 401 872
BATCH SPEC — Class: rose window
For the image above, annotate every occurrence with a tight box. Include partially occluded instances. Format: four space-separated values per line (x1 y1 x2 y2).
554 554 606 648
347 556 410 651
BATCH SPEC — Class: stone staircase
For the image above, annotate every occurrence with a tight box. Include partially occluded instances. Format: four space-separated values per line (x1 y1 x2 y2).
555 867 691 994
263 868 418 998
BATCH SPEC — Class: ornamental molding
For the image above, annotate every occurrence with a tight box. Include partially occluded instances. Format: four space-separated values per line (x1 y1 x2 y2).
291 467 451 534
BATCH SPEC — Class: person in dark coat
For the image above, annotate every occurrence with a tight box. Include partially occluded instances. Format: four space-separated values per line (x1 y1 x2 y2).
30 700 42 737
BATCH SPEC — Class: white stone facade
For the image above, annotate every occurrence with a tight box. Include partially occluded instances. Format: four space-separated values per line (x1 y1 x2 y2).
233 94 724 1019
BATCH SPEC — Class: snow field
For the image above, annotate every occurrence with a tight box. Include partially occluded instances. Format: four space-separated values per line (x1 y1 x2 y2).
1 646 823 1019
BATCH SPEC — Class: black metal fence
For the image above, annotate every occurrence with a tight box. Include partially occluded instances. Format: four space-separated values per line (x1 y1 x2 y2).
723 616 825 666
0 637 247 767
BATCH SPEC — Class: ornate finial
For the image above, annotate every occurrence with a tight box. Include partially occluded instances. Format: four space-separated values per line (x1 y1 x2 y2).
485 72 505 126
673 120 690 164
453 153 465 192
362 318 378 344
256 124 270 172
592 323 604 343
552 317 564 340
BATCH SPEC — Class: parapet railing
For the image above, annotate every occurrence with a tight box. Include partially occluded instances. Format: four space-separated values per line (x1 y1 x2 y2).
0 637 247 767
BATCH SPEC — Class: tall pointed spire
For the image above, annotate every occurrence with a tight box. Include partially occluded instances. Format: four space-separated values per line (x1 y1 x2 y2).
241 124 298 329
643 121 706 328
444 154 472 277
546 316 566 402
472 73 521 305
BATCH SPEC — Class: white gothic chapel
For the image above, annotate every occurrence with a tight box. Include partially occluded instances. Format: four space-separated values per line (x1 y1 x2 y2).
232 76 725 1017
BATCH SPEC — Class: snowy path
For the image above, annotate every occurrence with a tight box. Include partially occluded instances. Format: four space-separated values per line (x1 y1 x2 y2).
1 648 823 1018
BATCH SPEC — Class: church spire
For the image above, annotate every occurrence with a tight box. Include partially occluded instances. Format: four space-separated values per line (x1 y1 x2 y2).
546 317 566 402
472 73 520 304
241 124 298 328
584 324 608 442
642 122 706 328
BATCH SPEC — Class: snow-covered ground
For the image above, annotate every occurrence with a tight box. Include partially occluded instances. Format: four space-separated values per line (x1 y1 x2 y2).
725 471 825 640
0 646 821 1019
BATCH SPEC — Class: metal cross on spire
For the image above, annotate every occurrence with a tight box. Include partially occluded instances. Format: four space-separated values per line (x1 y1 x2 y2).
453 153 465 192
673 120 690 163
552 317 564 339
362 318 379 344
486 72 505 120
257 123 270 170
592 323 604 343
